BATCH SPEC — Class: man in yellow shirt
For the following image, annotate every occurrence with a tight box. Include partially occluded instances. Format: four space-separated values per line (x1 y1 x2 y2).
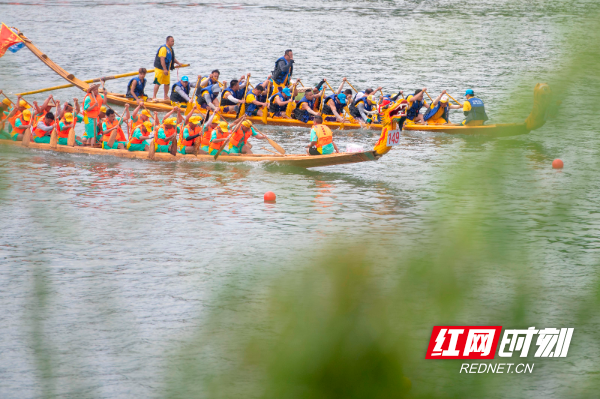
152 36 182 101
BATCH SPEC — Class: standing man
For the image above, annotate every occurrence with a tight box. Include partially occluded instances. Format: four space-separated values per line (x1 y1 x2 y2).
272 49 294 92
462 89 489 126
83 84 106 145
152 36 182 101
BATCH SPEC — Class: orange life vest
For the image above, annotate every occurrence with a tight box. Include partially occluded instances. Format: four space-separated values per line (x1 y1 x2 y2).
58 117 72 138
129 127 147 145
33 120 54 139
208 128 227 151
180 123 200 147
229 126 252 147
10 113 27 135
102 118 126 142
201 125 214 147
83 93 103 119
156 124 176 146
313 124 333 151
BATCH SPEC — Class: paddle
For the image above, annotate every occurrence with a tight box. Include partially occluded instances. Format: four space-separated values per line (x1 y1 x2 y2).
148 125 158 160
446 92 463 106
261 78 272 125
261 146 279 155
193 110 210 156
185 75 202 116
236 73 251 119
252 127 285 154
214 117 245 160
285 80 299 118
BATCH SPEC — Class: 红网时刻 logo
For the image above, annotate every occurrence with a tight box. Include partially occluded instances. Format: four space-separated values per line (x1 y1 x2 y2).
425 326 574 374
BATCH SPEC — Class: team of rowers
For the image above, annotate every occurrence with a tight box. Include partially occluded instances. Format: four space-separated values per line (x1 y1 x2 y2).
0 37 489 157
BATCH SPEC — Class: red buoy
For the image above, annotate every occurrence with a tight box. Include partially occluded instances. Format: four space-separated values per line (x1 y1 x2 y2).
264 191 276 202
552 159 564 169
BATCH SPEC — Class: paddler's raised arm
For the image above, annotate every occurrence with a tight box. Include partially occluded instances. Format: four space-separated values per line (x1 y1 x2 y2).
336 78 347 95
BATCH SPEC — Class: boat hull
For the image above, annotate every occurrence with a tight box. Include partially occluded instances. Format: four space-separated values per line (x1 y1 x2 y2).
402 123 529 136
0 139 380 168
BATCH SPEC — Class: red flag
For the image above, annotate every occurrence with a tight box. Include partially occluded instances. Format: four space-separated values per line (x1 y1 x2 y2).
0 23 23 58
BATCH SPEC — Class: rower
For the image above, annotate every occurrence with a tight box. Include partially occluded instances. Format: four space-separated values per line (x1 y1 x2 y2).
405 88 429 124
126 68 148 104
179 114 205 155
152 36 182 101
244 85 267 117
32 112 56 144
311 79 327 113
101 105 130 150
220 76 248 114
200 70 221 89
197 83 223 112
130 104 152 132
271 50 294 92
228 120 266 155
155 116 180 153
127 121 153 152
268 87 294 118
322 93 348 123
293 90 320 123
82 84 106 145
462 89 489 126
349 94 378 124
0 96 12 139
423 90 461 125
32 95 55 125
57 112 84 146
207 121 230 156
10 108 32 142
200 114 220 153
306 114 339 155
170 75 197 109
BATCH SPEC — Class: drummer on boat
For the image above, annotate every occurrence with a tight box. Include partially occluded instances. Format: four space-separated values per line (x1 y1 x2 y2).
126 68 148 104
306 115 339 155
152 36 183 101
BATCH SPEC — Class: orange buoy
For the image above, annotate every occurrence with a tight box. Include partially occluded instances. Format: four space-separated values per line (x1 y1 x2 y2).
552 159 564 169
264 191 276 202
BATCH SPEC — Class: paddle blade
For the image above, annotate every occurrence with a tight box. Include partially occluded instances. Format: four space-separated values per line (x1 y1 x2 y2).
107 129 118 148
67 127 76 146
148 137 156 160
267 137 285 154
285 102 294 118
169 136 178 156
49 128 58 148
22 126 31 147
262 108 268 125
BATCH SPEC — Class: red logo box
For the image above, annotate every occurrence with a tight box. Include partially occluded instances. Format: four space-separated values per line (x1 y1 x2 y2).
425 326 502 359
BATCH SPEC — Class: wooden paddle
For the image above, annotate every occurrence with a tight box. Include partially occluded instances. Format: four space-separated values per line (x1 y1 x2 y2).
252 127 285 154
49 126 58 148
261 146 279 155
236 73 251 118
285 81 299 118
185 75 202 116
261 78 272 125
446 92 463 106
214 117 245 160
67 99 80 146
148 126 157 160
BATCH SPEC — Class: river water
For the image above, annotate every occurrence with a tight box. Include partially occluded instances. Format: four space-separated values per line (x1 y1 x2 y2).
1 1 600 398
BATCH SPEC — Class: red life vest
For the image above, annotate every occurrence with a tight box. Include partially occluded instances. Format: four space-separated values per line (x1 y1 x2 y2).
229 126 252 147
102 118 126 142
58 117 71 138
83 93 103 119
208 128 227 151
129 127 146 145
180 123 200 147
10 113 27 135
